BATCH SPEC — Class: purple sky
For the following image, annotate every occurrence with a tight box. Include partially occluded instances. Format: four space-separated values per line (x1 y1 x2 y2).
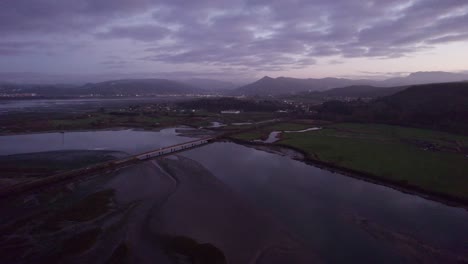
1 0 468 82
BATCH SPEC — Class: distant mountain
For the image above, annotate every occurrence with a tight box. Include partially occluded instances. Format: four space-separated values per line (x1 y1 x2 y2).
381 71 468 87
80 79 201 96
234 76 287 95
234 76 378 96
0 83 79 96
283 85 408 103
234 71 468 96
181 78 238 90
3 71 468 98
0 79 202 97
234 76 370 95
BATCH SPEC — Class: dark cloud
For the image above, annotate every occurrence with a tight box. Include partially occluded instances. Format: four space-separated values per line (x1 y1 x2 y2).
96 25 170 42
0 0 154 34
1 0 468 71
0 41 48 56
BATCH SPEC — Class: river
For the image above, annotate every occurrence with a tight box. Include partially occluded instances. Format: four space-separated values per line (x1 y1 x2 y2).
0 129 466 263
0 97 189 115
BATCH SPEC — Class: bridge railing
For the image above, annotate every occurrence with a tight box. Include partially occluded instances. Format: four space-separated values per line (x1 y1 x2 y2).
136 137 212 160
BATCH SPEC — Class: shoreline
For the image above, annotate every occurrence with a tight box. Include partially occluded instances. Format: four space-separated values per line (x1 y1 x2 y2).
1 127 466 210
224 137 468 210
0 123 216 137
0 126 175 137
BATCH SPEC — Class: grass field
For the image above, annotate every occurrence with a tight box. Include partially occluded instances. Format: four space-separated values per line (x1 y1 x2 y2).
232 122 468 200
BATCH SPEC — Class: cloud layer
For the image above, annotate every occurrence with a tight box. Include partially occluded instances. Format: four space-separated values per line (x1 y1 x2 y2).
1 0 468 74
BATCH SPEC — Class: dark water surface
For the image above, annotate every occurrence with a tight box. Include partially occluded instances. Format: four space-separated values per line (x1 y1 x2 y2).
184 143 468 263
0 128 189 155
0 130 467 263
0 97 188 115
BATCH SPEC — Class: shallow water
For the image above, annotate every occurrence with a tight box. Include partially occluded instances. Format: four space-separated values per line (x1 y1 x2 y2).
256 131 281 143
208 121 226 128
284 127 322 133
231 122 252 126
0 128 189 156
185 142 468 263
257 127 322 144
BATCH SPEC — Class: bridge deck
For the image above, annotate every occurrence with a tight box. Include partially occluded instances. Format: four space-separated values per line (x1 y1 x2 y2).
136 137 214 160
0 137 216 198
0 118 283 198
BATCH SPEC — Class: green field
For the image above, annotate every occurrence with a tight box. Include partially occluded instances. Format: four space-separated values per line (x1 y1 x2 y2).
232 122 468 200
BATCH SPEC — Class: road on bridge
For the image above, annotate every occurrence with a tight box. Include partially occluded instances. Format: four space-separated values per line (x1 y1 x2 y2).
0 136 216 199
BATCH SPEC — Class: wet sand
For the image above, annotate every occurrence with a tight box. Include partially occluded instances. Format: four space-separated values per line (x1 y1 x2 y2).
0 153 319 263
103 156 319 263
153 156 319 263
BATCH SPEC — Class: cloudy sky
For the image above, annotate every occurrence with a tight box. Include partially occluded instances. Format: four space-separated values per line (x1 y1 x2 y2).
1 0 468 82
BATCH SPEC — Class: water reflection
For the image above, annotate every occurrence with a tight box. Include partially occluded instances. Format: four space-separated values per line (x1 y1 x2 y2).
184 142 468 263
0 128 189 155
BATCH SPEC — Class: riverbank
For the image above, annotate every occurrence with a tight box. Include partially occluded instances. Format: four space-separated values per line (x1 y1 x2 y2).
0 112 190 135
0 154 320 263
226 123 468 208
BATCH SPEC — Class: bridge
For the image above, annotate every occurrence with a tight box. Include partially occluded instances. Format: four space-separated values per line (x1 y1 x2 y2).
0 136 216 198
0 118 284 198
136 137 212 161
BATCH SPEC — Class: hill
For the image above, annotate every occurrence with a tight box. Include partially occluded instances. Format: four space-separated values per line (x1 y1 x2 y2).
379 81 468 106
282 85 408 103
234 76 371 95
321 85 408 98
382 71 468 87
233 71 468 96
317 82 468 134
0 79 202 97
376 82 468 129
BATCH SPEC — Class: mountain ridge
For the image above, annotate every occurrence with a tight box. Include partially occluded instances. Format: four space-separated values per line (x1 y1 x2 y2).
2 71 468 97
234 71 468 96
0 78 203 97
